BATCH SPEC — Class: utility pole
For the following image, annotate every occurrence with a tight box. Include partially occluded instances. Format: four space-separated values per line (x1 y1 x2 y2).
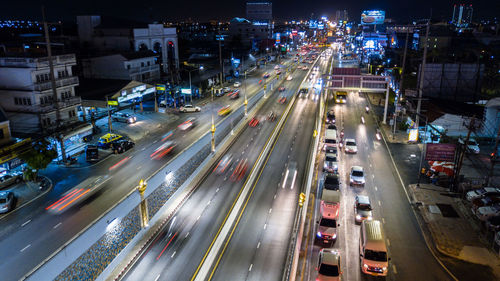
416 20 430 129
488 125 500 185
453 117 475 191
218 27 224 88
400 26 410 98
42 6 66 163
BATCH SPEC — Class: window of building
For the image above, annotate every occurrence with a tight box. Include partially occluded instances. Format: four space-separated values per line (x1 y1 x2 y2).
141 62 145 67
14 97 19 105
127 64 131 70
147 61 150 66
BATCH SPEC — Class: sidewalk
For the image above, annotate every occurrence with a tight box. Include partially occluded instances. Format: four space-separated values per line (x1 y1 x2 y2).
410 183 500 279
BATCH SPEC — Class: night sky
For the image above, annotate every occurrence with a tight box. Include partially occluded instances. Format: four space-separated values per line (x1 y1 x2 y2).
1 0 498 23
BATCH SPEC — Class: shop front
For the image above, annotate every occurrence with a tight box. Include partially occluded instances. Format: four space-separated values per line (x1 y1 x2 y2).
52 124 93 161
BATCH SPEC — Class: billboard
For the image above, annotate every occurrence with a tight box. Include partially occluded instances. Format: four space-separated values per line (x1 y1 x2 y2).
276 33 281 44
361 10 385 25
425 143 456 162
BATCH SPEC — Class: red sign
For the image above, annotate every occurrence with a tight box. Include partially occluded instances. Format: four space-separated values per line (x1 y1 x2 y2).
425 144 456 162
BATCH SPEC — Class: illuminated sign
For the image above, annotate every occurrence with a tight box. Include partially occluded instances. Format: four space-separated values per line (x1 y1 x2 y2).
425 144 456 161
156 84 165 91
252 22 268 26
181 88 192 94
361 10 385 25
408 128 419 142
276 33 281 44
107 100 118 106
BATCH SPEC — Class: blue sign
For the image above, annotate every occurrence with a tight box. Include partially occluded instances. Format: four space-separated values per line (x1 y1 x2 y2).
234 70 239 78
361 10 385 25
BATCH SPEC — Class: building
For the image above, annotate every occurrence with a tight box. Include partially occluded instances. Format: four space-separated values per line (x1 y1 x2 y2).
452 4 473 28
0 53 92 160
418 25 454 50
228 17 270 48
335 10 349 22
81 51 160 83
77 16 179 75
245 2 273 39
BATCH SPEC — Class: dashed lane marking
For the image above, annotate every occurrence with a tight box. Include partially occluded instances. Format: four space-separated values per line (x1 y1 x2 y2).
20 244 31 252
171 251 177 258
53 222 62 229
21 220 31 227
249 264 253 272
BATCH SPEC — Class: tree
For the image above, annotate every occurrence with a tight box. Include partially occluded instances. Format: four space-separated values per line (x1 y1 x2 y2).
19 138 57 181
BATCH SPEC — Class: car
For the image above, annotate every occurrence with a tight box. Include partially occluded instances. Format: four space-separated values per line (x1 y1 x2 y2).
278 95 287 104
355 195 373 223
233 81 241 88
179 104 201 113
98 133 123 148
111 112 136 124
228 90 240 99
249 117 260 127
326 146 338 156
486 216 500 232
274 65 280 70
476 204 500 221
350 166 365 186
223 87 231 93
218 105 232 116
302 66 308 71
230 158 248 182
344 138 358 153
316 248 342 281
459 138 480 154
324 173 340 191
323 154 338 174
267 111 276 121
466 187 500 202
263 72 270 78
178 118 196 131
276 70 282 75
278 86 286 92
214 154 233 175
298 88 309 98
0 191 14 213
110 139 135 154
326 110 335 124
472 196 500 213
0 173 22 189
150 141 176 159
286 75 293 81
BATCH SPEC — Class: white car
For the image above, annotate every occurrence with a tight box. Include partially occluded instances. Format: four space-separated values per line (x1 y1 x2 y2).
179 104 201 113
111 112 136 124
233 81 241 88
476 204 500 221
316 248 342 281
177 118 197 131
349 166 365 186
274 65 280 70
286 75 293 81
466 187 500 202
323 154 338 174
459 138 480 154
0 172 23 189
344 138 357 154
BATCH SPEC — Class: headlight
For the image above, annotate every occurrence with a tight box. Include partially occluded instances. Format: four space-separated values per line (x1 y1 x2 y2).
317 232 322 238
356 214 361 220
363 264 368 268
332 233 337 239
350 178 354 182
336 99 340 102
367 216 373 220
382 267 387 271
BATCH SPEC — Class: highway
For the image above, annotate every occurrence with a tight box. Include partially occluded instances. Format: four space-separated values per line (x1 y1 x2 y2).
303 55 453 280
208 52 332 281
0 57 295 281
120 52 321 281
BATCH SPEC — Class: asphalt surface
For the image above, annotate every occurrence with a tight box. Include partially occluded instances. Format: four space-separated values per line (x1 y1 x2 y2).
208 53 331 281
120 55 314 281
302 59 454 280
0 57 296 281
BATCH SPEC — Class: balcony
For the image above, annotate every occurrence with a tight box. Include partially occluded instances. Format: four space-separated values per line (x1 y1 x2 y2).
128 64 160 75
12 96 82 114
34 76 79 92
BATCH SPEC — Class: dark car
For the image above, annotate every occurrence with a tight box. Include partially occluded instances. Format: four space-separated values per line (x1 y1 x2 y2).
324 173 340 191
0 191 14 213
85 145 99 162
111 139 135 154
487 216 500 231
326 110 336 124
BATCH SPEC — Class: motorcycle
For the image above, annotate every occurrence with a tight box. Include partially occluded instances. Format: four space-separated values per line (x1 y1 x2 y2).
340 130 344 138
365 106 370 113
375 129 382 141
361 116 365 124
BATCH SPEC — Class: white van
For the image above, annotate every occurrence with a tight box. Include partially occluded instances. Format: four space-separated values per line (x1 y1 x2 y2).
324 129 337 150
359 220 389 276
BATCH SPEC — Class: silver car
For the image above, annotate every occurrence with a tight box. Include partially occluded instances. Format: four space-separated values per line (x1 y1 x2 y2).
355 195 373 223
0 191 14 213
0 173 22 189
349 166 365 186
112 112 137 124
179 104 201 113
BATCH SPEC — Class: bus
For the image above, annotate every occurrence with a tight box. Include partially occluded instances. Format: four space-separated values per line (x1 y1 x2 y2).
334 91 347 104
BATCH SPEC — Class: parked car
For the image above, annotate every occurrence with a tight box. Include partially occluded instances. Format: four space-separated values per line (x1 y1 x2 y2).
324 173 340 191
349 166 365 186
466 187 500 202
355 195 373 223
0 173 22 189
233 81 241 88
472 196 500 212
486 216 500 232
476 204 500 221
85 144 99 162
316 248 342 281
459 138 480 154
111 139 135 154
0 191 14 213
98 133 123 148
111 112 136 124
179 104 201 113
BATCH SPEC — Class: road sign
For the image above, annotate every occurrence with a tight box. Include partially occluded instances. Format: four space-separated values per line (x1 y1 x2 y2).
425 144 456 162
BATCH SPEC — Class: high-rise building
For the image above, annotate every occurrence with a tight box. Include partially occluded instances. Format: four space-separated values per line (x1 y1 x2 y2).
451 4 473 28
246 2 272 22
335 10 348 22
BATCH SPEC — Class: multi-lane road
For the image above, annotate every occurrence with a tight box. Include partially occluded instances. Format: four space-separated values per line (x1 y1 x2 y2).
0 56 296 281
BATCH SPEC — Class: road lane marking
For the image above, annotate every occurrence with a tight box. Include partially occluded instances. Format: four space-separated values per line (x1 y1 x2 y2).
197 215 201 221
274 194 277 199
141 147 146 151
20 244 31 252
171 251 177 258
21 220 31 227
263 224 267 230
249 264 253 271
53 222 62 229
185 232 190 238
378 201 381 206
154 274 161 281
269 208 272 214
153 140 158 143
375 186 378 191
386 239 391 246
382 218 385 224
393 265 398 274
137 166 142 170
257 242 261 249
216 187 219 193
207 200 211 206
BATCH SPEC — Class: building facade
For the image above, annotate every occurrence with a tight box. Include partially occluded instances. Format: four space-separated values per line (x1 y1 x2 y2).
245 2 273 39
452 4 473 28
82 51 160 83
77 16 179 75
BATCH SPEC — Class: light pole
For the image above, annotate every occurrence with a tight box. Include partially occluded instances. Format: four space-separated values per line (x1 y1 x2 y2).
244 70 248 115
137 179 149 228
416 114 429 188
